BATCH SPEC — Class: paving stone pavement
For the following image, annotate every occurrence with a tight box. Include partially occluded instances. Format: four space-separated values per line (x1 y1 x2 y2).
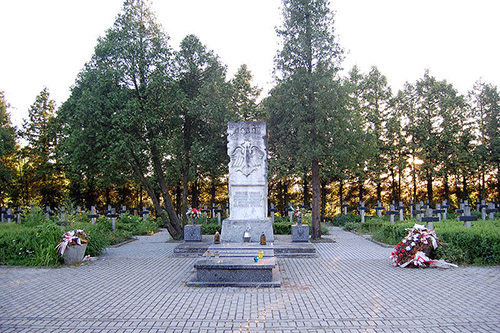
0 227 499 333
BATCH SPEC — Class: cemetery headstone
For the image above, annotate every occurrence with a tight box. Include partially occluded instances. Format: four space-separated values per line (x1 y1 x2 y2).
5 208 16 223
107 208 119 232
269 203 279 223
385 205 399 225
421 207 439 230
358 201 367 223
458 203 477 227
374 201 384 218
215 206 224 225
480 199 488 220
0 206 6 222
14 207 23 223
441 200 449 220
413 203 424 223
220 121 273 242
433 203 445 222
486 202 498 221
341 203 349 215
397 202 406 221
87 206 99 224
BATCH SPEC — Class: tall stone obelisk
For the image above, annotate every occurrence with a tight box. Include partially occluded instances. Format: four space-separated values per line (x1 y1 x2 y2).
221 121 274 242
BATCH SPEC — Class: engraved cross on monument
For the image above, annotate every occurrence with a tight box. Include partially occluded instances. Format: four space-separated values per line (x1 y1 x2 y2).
220 121 274 242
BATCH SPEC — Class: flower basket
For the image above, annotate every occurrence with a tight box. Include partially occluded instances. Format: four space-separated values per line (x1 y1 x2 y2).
56 230 88 265
63 243 88 265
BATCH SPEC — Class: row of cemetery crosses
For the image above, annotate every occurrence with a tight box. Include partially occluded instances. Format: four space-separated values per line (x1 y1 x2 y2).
1 199 498 229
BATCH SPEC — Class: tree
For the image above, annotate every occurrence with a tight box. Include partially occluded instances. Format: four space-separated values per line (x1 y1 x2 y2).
269 0 344 239
469 81 500 201
59 0 183 239
231 64 263 121
174 34 232 224
20 88 65 207
0 91 16 205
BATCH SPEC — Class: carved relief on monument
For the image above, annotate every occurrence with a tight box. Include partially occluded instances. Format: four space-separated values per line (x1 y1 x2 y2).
230 141 265 177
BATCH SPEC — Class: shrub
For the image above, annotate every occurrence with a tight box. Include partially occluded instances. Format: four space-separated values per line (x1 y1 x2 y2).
0 222 61 266
330 213 361 226
202 223 222 235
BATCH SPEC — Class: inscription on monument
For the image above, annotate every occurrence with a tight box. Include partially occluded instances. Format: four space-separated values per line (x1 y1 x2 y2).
233 191 264 208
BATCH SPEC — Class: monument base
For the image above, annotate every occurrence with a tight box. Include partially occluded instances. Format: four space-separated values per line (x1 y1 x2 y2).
291 224 310 242
221 218 274 243
184 225 202 242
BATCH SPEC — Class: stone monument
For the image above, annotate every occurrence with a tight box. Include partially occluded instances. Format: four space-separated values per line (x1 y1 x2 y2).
221 121 274 243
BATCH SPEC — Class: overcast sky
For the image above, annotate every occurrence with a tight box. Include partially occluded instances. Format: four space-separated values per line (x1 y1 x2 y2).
1 0 499 128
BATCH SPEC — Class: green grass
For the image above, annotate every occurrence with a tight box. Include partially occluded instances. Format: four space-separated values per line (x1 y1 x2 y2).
0 211 161 267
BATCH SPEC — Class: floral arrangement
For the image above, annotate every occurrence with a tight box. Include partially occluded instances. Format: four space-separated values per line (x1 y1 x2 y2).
291 206 308 218
390 224 440 268
56 230 88 256
186 207 202 219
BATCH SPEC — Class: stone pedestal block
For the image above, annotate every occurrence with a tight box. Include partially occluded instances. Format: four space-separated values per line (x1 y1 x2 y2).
221 219 274 243
291 224 309 242
63 243 87 265
184 225 202 242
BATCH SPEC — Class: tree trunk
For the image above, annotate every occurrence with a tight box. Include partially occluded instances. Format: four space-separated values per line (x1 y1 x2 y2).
210 179 216 208
303 173 309 207
390 168 396 203
376 180 382 204
311 160 321 239
320 180 327 221
339 179 344 210
462 174 468 201
130 158 182 240
191 178 199 208
426 168 433 204
284 181 289 215
181 165 190 226
497 161 500 202
444 173 450 202
278 180 285 216
176 182 181 215
149 150 183 238
358 179 364 203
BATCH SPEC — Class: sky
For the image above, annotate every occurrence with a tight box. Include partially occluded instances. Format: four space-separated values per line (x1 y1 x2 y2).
1 0 499 128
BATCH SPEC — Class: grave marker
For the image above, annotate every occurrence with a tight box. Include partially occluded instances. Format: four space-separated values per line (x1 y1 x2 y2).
87 206 99 224
385 205 399 225
374 201 384 218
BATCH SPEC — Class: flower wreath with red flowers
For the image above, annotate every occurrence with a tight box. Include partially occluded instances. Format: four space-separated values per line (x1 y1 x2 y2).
390 224 440 268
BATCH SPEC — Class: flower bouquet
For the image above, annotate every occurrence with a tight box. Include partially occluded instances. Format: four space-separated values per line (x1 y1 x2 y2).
291 206 308 225
186 207 202 224
390 224 440 268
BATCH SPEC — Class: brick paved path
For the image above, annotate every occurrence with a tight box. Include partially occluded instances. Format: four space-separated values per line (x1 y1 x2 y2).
1 227 499 332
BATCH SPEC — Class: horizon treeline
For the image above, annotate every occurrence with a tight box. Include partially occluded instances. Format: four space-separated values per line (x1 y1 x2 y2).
1 0 499 222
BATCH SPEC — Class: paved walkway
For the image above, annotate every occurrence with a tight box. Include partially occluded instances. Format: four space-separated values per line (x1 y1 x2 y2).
0 227 499 332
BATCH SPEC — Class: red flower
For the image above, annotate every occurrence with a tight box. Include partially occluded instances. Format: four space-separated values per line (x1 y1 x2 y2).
401 249 405 253
399 254 403 257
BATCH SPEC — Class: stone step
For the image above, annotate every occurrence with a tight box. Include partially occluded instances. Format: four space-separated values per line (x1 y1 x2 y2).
174 241 317 258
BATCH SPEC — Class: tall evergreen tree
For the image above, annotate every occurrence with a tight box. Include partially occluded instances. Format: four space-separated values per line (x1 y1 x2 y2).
174 34 232 223
0 91 16 205
231 64 263 121
59 0 183 239
269 0 344 238
20 88 65 207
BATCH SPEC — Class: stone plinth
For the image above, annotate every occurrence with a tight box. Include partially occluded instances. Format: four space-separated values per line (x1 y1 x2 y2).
291 224 309 242
194 257 275 283
184 225 202 242
221 219 274 243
